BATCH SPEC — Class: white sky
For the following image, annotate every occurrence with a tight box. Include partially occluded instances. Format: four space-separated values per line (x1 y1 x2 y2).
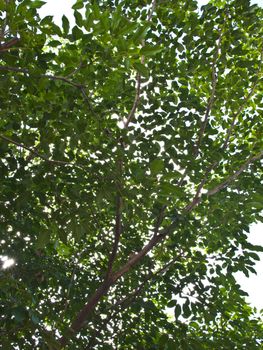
32 0 263 311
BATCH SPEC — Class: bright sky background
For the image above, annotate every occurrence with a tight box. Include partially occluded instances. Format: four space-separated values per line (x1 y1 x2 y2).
3 0 263 311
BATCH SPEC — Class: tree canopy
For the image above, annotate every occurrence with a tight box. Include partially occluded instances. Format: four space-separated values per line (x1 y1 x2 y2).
0 0 263 348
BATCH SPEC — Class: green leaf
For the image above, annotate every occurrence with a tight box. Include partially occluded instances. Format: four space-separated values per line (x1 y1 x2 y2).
150 159 164 175
72 25 83 40
40 15 53 26
72 0 84 10
133 24 151 43
248 202 263 210
30 0 46 9
74 10 83 27
12 306 28 323
174 304 181 318
36 229 50 249
167 299 177 308
183 301 191 318
140 45 163 56
133 62 149 78
62 15 70 35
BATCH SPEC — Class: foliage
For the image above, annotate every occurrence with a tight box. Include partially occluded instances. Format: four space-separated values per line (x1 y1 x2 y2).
0 0 263 348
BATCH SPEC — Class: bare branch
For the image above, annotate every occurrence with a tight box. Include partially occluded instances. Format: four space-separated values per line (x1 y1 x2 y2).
0 134 74 166
113 252 183 310
60 281 111 347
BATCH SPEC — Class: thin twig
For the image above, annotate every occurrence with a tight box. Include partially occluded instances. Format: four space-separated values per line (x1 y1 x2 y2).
80 87 96 114
0 134 73 166
63 265 77 314
123 73 142 129
194 29 223 156
184 46 263 204
123 0 156 129
222 46 262 150
206 150 263 196
184 150 263 212
65 60 85 78
153 205 167 237
0 65 85 88
147 0 157 21
105 192 123 280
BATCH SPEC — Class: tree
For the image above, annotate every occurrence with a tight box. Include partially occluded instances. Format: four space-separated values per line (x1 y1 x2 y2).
0 0 263 348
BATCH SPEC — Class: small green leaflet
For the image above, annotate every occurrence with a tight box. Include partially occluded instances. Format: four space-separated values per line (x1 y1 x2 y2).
31 1 46 9
72 0 84 10
133 24 151 44
74 10 83 27
174 304 181 318
140 45 163 56
150 159 164 175
133 62 149 78
36 229 50 249
62 15 70 35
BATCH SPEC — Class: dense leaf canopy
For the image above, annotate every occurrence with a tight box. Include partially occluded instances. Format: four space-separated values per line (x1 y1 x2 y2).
0 0 263 349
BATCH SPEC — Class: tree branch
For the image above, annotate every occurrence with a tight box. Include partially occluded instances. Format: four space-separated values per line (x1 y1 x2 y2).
0 65 86 89
123 73 142 129
184 150 263 212
123 0 157 129
0 134 74 166
59 281 111 347
59 149 262 345
86 252 184 349
178 28 223 187
222 46 262 150
105 192 123 280
111 222 177 284
185 46 263 204
206 150 263 197
194 28 222 155
0 37 19 52
59 221 176 347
